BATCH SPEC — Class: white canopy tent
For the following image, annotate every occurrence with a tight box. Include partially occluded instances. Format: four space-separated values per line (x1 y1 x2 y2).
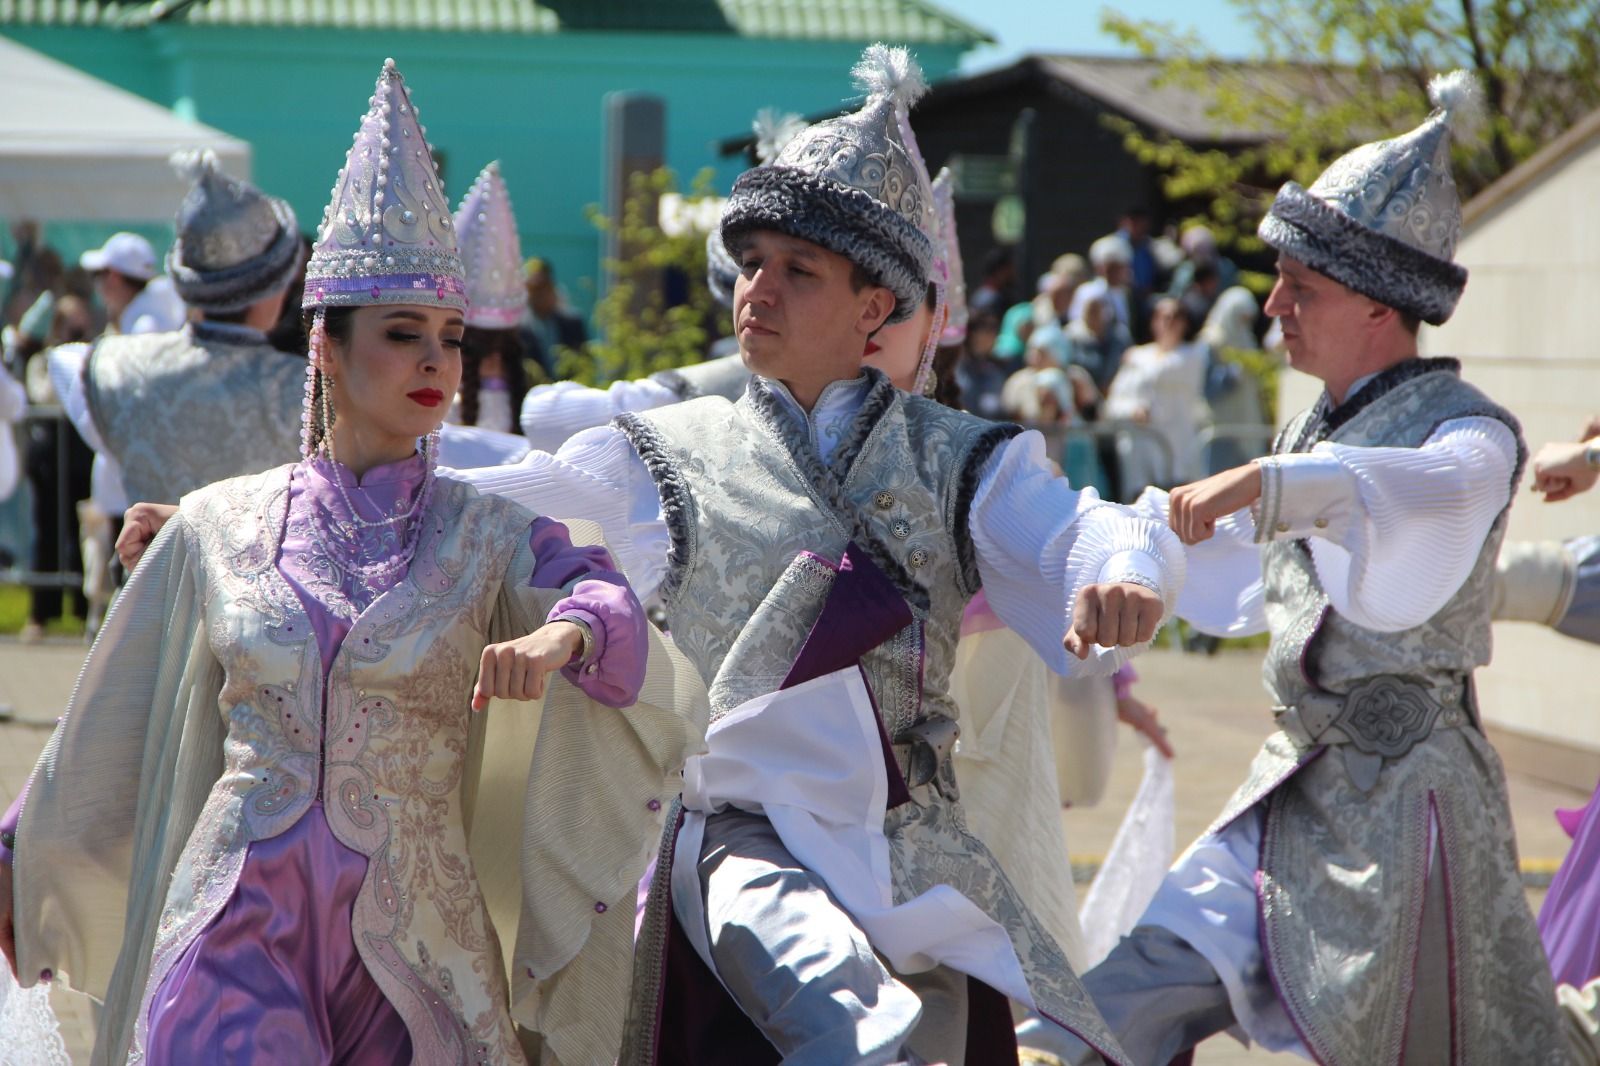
0 36 251 223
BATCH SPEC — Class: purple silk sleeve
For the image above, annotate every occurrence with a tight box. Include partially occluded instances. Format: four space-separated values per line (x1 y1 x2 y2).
526 516 648 708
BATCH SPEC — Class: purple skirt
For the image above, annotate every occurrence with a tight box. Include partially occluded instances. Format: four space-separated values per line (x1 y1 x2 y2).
145 804 413 1064
1539 778 1600 987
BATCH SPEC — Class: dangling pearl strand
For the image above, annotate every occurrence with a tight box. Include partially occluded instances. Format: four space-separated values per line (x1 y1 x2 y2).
299 307 440 582
913 281 947 398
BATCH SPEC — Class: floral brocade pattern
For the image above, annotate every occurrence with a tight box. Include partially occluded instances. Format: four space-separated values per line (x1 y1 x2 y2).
133 466 540 1065
83 328 306 505
1223 365 1562 1064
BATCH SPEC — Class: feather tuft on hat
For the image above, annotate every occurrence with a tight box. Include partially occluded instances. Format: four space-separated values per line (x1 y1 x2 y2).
851 43 928 112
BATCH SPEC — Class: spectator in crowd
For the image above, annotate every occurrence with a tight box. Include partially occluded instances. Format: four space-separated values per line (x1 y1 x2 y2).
1165 224 1238 301
1069 235 1132 332
1060 291 1133 399
80 232 186 336
1115 207 1160 296
969 244 1017 317
992 301 1037 366
955 309 1009 419
1032 253 1090 329
1102 296 1210 496
517 256 588 379
1177 261 1223 333
1198 285 1269 470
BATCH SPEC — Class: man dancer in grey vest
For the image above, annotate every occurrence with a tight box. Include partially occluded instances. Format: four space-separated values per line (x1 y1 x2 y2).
463 46 1182 1066
51 151 307 508
1020 71 1568 1066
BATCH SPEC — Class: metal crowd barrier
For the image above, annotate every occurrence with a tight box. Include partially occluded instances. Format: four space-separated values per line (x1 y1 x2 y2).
0 405 84 590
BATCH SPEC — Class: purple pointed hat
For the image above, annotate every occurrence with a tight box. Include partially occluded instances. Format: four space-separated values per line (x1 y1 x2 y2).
305 58 466 312
454 161 525 329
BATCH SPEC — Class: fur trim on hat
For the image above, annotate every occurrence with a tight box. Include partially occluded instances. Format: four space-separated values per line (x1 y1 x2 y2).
1259 182 1468 325
720 165 932 324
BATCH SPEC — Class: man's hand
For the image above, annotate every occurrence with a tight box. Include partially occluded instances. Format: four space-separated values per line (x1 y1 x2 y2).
116 502 180 571
1168 463 1263 545
472 621 585 711
1531 441 1600 503
1063 582 1163 660
1579 415 1600 442
1116 694 1175 758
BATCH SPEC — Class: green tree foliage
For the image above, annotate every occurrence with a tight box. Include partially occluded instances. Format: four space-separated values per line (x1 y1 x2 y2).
1103 0 1600 248
564 167 732 386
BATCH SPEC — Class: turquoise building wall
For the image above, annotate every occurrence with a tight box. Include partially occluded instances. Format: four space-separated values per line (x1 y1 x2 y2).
2 24 968 317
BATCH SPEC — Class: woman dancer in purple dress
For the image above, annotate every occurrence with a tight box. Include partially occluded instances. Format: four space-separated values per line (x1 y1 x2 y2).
0 59 700 1064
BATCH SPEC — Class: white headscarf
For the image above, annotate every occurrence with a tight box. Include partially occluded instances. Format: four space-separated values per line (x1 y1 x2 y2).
1201 286 1260 352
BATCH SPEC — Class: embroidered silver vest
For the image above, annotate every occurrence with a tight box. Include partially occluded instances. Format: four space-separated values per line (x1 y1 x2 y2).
84 325 306 504
134 466 539 1065
1211 360 1562 1066
618 371 1008 738
615 372 1134 1065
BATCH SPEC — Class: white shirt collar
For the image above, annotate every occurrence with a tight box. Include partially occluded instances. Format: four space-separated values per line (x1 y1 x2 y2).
765 373 872 465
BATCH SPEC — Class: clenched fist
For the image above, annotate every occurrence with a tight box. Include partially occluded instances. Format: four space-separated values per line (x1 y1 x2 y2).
117 502 179 570
1168 463 1263 545
1063 581 1164 660
472 620 586 711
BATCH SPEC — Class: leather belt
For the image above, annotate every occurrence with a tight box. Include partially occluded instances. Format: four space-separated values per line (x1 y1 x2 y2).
1273 675 1474 792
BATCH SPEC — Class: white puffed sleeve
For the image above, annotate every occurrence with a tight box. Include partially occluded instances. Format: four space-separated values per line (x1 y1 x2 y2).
1253 416 1517 632
519 378 681 454
1133 487 1268 638
970 430 1187 676
444 426 672 601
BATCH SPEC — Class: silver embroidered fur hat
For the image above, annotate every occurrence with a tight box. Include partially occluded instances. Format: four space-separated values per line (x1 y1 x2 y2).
165 149 302 314
1259 70 1479 325
454 161 524 328
305 58 466 313
720 44 935 324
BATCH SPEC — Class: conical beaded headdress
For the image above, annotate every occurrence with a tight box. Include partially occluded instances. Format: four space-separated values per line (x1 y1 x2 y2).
720 44 935 324
454 161 525 329
1259 71 1478 325
304 58 466 312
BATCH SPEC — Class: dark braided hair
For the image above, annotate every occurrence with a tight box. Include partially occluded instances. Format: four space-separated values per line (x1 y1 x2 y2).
460 327 530 435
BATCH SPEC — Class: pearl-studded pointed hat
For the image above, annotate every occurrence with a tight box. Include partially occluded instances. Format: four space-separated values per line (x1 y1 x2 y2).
1259 71 1478 325
454 161 524 328
720 44 935 324
304 58 466 313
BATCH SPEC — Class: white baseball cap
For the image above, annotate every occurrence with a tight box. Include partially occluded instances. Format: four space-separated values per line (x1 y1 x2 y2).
80 232 159 281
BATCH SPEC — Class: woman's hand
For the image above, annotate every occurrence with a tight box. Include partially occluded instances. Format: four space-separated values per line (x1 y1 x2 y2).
117 502 180 570
472 621 585 711
1117 694 1175 758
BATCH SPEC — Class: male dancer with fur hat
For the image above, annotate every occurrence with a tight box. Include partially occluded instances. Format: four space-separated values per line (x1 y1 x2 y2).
457 45 1182 1065
1020 72 1570 1066
51 151 307 507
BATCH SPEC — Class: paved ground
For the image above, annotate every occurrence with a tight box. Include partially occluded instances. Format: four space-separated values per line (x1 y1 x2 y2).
0 638 1585 1063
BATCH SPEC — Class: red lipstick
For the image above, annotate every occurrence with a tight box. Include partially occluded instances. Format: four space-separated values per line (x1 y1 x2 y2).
408 388 445 408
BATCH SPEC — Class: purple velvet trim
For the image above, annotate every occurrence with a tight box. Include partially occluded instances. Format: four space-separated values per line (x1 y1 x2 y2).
964 975 1022 1064
305 271 467 309
780 543 915 808
780 543 913 688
